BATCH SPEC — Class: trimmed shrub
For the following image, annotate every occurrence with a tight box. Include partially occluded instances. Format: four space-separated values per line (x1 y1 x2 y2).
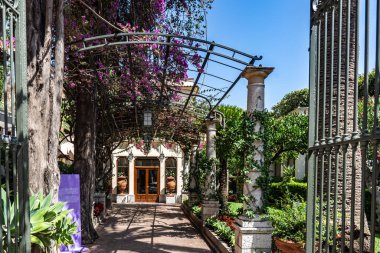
267 179 307 208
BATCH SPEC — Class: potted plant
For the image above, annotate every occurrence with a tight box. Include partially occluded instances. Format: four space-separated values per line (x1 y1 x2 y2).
117 172 128 195
267 200 306 253
166 169 176 194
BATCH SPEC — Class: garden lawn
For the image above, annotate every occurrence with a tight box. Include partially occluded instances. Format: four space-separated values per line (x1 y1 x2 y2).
227 202 243 217
376 232 380 253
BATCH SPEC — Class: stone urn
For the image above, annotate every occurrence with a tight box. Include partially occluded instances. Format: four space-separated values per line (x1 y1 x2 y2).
166 176 176 194
117 176 128 195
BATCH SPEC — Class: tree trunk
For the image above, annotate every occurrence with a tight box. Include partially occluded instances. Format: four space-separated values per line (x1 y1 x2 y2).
218 158 228 213
27 0 63 198
74 88 98 244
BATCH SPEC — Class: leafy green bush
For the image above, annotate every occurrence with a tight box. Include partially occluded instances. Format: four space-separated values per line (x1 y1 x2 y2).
191 204 202 219
267 179 307 208
58 161 74 174
205 217 236 247
376 233 380 253
227 202 243 218
1 189 78 252
267 201 307 243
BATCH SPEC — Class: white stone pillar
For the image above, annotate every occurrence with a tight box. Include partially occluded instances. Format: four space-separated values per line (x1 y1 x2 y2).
112 156 118 194
189 144 199 205
204 119 217 198
160 157 166 196
176 156 183 196
202 119 220 221
234 66 274 253
242 66 274 212
128 157 135 195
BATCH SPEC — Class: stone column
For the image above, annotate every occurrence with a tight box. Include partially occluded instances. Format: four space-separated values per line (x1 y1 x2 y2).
234 66 274 253
176 156 183 203
159 156 166 202
128 157 135 202
202 119 220 221
181 152 190 203
112 156 117 194
189 144 199 206
205 119 217 197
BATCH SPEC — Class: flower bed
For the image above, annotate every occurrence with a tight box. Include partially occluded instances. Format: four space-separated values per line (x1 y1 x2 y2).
181 204 233 253
205 216 236 247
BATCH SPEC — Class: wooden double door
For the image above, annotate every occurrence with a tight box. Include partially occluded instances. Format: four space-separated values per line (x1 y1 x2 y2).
134 167 160 202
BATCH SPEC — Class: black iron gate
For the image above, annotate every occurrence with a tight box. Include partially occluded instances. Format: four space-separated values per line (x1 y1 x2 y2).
0 0 30 252
307 0 380 252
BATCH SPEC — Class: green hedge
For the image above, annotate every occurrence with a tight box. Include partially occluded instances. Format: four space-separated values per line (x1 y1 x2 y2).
267 179 307 208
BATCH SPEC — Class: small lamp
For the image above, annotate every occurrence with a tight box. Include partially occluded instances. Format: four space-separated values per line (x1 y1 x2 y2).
143 110 153 127
159 151 165 162
128 152 134 161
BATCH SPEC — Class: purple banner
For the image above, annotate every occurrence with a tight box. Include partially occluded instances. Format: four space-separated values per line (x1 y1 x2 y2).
59 174 88 252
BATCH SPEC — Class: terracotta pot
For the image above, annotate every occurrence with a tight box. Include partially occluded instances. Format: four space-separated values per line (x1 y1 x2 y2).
166 176 176 194
117 176 128 194
274 238 305 253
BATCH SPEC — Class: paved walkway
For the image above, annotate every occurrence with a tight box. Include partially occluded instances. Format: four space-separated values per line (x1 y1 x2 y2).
88 204 212 253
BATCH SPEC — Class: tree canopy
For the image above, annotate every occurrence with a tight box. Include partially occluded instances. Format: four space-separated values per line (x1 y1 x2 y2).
271 88 309 116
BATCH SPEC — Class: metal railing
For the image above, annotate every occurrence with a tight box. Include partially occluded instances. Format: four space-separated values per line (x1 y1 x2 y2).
0 0 29 252
307 0 380 252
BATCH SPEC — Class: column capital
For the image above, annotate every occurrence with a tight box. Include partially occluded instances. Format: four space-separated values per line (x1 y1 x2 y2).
205 119 218 131
242 66 274 85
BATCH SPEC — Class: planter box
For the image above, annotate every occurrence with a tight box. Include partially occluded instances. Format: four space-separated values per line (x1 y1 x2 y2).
182 204 233 253
274 238 305 253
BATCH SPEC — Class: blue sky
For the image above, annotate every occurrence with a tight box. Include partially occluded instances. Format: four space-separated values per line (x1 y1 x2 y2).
201 0 310 110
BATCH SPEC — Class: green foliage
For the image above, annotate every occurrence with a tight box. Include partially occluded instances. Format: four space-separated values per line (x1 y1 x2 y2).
1 189 77 252
166 168 176 178
265 113 308 164
58 161 74 174
227 202 243 218
272 88 309 116
191 204 202 219
267 201 307 243
358 96 376 132
282 166 295 180
358 69 376 99
376 233 380 253
194 150 217 200
0 65 3 109
205 217 236 247
267 179 307 208
216 103 307 214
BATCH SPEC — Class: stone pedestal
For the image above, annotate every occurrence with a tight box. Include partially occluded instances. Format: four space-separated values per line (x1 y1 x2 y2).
202 200 220 221
116 194 127 203
116 194 134 203
234 216 273 253
189 192 199 206
165 194 176 204
181 192 189 203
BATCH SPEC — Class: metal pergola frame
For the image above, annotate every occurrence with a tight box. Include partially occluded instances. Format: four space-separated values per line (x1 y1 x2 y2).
68 32 262 145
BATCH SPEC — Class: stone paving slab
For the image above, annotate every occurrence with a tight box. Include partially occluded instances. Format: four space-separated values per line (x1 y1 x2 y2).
88 204 212 253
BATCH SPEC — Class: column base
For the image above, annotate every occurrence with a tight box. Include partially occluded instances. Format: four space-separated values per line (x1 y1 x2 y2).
201 200 220 221
165 194 177 204
234 215 273 253
116 194 134 203
189 192 199 206
181 192 189 203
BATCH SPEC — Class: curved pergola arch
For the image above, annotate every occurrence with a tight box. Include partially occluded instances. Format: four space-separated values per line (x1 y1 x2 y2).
66 32 261 147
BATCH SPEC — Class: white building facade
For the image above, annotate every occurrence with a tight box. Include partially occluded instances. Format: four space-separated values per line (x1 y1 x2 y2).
112 141 188 203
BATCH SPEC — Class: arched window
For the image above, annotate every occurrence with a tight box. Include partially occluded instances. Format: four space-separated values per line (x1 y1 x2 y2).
165 158 177 193
117 157 129 178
